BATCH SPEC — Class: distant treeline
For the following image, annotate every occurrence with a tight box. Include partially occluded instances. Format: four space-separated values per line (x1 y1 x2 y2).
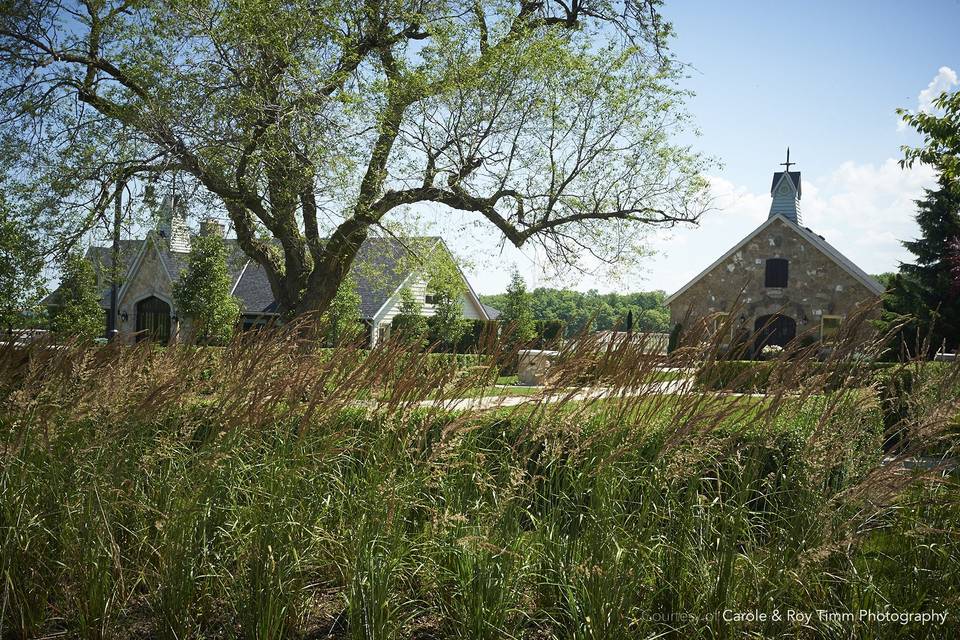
480 288 670 337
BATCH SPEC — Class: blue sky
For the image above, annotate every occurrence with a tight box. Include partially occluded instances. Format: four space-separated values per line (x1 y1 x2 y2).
459 0 960 295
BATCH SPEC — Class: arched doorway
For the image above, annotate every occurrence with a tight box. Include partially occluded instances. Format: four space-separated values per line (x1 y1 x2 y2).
754 314 796 352
135 296 171 343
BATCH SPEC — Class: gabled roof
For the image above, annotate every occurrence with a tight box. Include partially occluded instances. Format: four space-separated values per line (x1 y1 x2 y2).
664 214 884 305
52 234 477 320
792 223 884 295
356 237 443 318
367 237 492 323
76 236 250 309
771 171 801 197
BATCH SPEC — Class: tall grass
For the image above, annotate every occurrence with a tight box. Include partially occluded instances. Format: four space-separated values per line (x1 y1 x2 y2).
0 310 958 638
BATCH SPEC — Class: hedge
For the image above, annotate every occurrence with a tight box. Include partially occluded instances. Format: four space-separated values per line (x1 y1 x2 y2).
695 360 776 393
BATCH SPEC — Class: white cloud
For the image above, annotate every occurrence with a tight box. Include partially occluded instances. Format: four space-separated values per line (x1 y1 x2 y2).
705 175 770 225
898 65 958 130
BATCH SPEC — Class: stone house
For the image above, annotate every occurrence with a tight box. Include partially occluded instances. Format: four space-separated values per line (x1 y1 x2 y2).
47 198 494 346
665 159 884 353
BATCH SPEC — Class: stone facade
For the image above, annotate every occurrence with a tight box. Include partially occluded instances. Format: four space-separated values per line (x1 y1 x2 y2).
517 350 559 386
115 236 181 343
667 216 881 348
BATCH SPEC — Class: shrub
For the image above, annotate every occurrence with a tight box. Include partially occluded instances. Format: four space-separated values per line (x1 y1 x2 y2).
391 313 428 347
455 319 499 353
867 361 958 452
695 360 776 393
391 287 428 347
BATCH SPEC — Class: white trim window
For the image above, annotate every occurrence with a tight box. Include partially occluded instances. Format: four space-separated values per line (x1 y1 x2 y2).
820 315 843 343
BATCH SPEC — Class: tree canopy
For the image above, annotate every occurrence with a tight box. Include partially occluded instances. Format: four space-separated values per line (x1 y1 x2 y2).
0 200 45 332
48 251 103 340
899 88 960 181
1 0 709 318
481 287 669 336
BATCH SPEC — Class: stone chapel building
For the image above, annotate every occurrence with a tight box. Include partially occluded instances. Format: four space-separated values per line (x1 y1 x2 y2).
665 155 885 352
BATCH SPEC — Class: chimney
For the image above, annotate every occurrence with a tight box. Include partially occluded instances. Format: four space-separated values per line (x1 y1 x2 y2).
158 194 191 253
199 217 226 239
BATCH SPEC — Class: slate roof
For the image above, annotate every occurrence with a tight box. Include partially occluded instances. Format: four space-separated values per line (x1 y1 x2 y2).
63 238 250 308
231 263 276 313
770 171 801 197
55 234 453 320
482 303 501 320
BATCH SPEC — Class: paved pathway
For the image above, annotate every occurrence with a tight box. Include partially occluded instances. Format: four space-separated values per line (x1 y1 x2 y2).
416 378 692 413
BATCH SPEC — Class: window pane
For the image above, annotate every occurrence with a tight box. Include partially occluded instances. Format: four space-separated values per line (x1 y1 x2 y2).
765 259 788 288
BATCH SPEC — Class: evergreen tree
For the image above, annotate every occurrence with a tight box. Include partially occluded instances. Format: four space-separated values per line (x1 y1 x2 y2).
427 288 467 352
49 251 104 340
882 175 960 355
422 253 469 352
322 276 361 347
391 286 428 346
173 235 240 345
500 270 536 344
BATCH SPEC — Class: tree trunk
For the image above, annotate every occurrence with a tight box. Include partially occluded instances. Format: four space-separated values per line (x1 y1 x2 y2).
291 217 372 317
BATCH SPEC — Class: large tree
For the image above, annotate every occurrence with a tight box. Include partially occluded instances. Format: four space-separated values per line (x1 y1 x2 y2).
1 0 708 318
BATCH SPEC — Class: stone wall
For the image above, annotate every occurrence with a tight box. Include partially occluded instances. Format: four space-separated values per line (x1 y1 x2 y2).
517 350 558 386
668 217 880 345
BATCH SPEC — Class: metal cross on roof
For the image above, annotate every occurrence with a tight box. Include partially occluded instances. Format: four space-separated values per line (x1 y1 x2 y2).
780 147 795 172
